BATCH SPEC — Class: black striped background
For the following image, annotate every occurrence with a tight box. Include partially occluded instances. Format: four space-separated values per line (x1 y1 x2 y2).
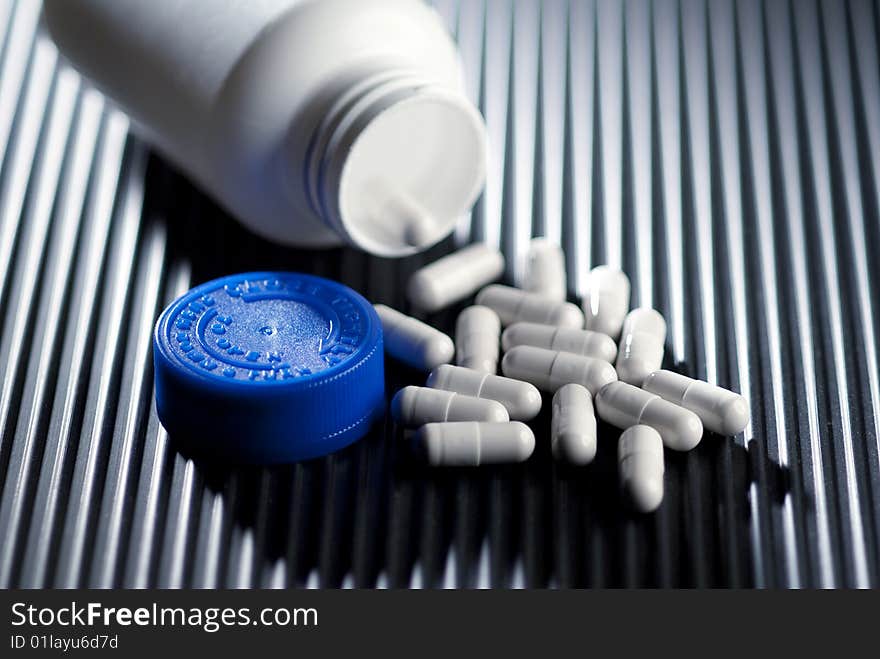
0 0 878 588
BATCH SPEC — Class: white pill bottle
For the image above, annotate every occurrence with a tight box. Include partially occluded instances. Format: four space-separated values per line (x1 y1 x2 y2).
44 0 487 256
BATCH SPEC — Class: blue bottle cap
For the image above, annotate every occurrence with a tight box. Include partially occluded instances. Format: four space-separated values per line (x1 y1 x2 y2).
153 272 384 463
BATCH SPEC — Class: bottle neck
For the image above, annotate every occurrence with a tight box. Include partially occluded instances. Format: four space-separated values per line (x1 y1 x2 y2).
302 69 487 257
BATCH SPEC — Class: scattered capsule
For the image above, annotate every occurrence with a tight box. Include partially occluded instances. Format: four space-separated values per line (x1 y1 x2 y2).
618 425 665 513
501 322 617 363
522 238 567 300
391 386 509 426
616 308 667 386
407 243 505 312
426 364 542 421
501 345 617 395
596 381 703 451
374 304 454 371
581 266 631 338
551 384 597 465
475 284 584 328
414 421 536 466
455 305 501 374
642 370 750 436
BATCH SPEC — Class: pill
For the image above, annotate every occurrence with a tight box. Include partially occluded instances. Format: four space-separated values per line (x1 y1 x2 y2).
616 308 667 386
596 381 703 451
642 370 750 436
501 345 617 395
414 421 535 466
455 305 501 374
522 238 567 300
501 322 618 363
475 284 584 328
391 385 509 426
426 364 542 421
377 183 439 247
618 425 665 513
581 266 631 338
374 304 454 370
551 383 597 465
407 243 505 312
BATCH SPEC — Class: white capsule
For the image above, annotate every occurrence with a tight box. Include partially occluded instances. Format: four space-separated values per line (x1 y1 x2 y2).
414 421 536 466
374 304 455 371
475 284 584 328
426 364 542 421
642 370 750 436
551 384 597 465
596 381 703 451
391 386 509 426
581 266 631 338
455 305 501 374
522 238 567 300
618 425 665 513
501 345 617 395
379 184 438 247
501 322 618 363
616 308 667 385
407 243 505 312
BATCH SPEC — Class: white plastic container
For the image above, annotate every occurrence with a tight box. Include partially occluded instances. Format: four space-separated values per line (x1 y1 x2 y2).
44 0 488 256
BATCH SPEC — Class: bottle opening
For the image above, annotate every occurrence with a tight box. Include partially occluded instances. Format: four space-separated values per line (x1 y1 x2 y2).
310 76 487 257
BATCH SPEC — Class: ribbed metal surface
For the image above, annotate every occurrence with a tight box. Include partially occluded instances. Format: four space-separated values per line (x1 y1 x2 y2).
0 0 878 588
